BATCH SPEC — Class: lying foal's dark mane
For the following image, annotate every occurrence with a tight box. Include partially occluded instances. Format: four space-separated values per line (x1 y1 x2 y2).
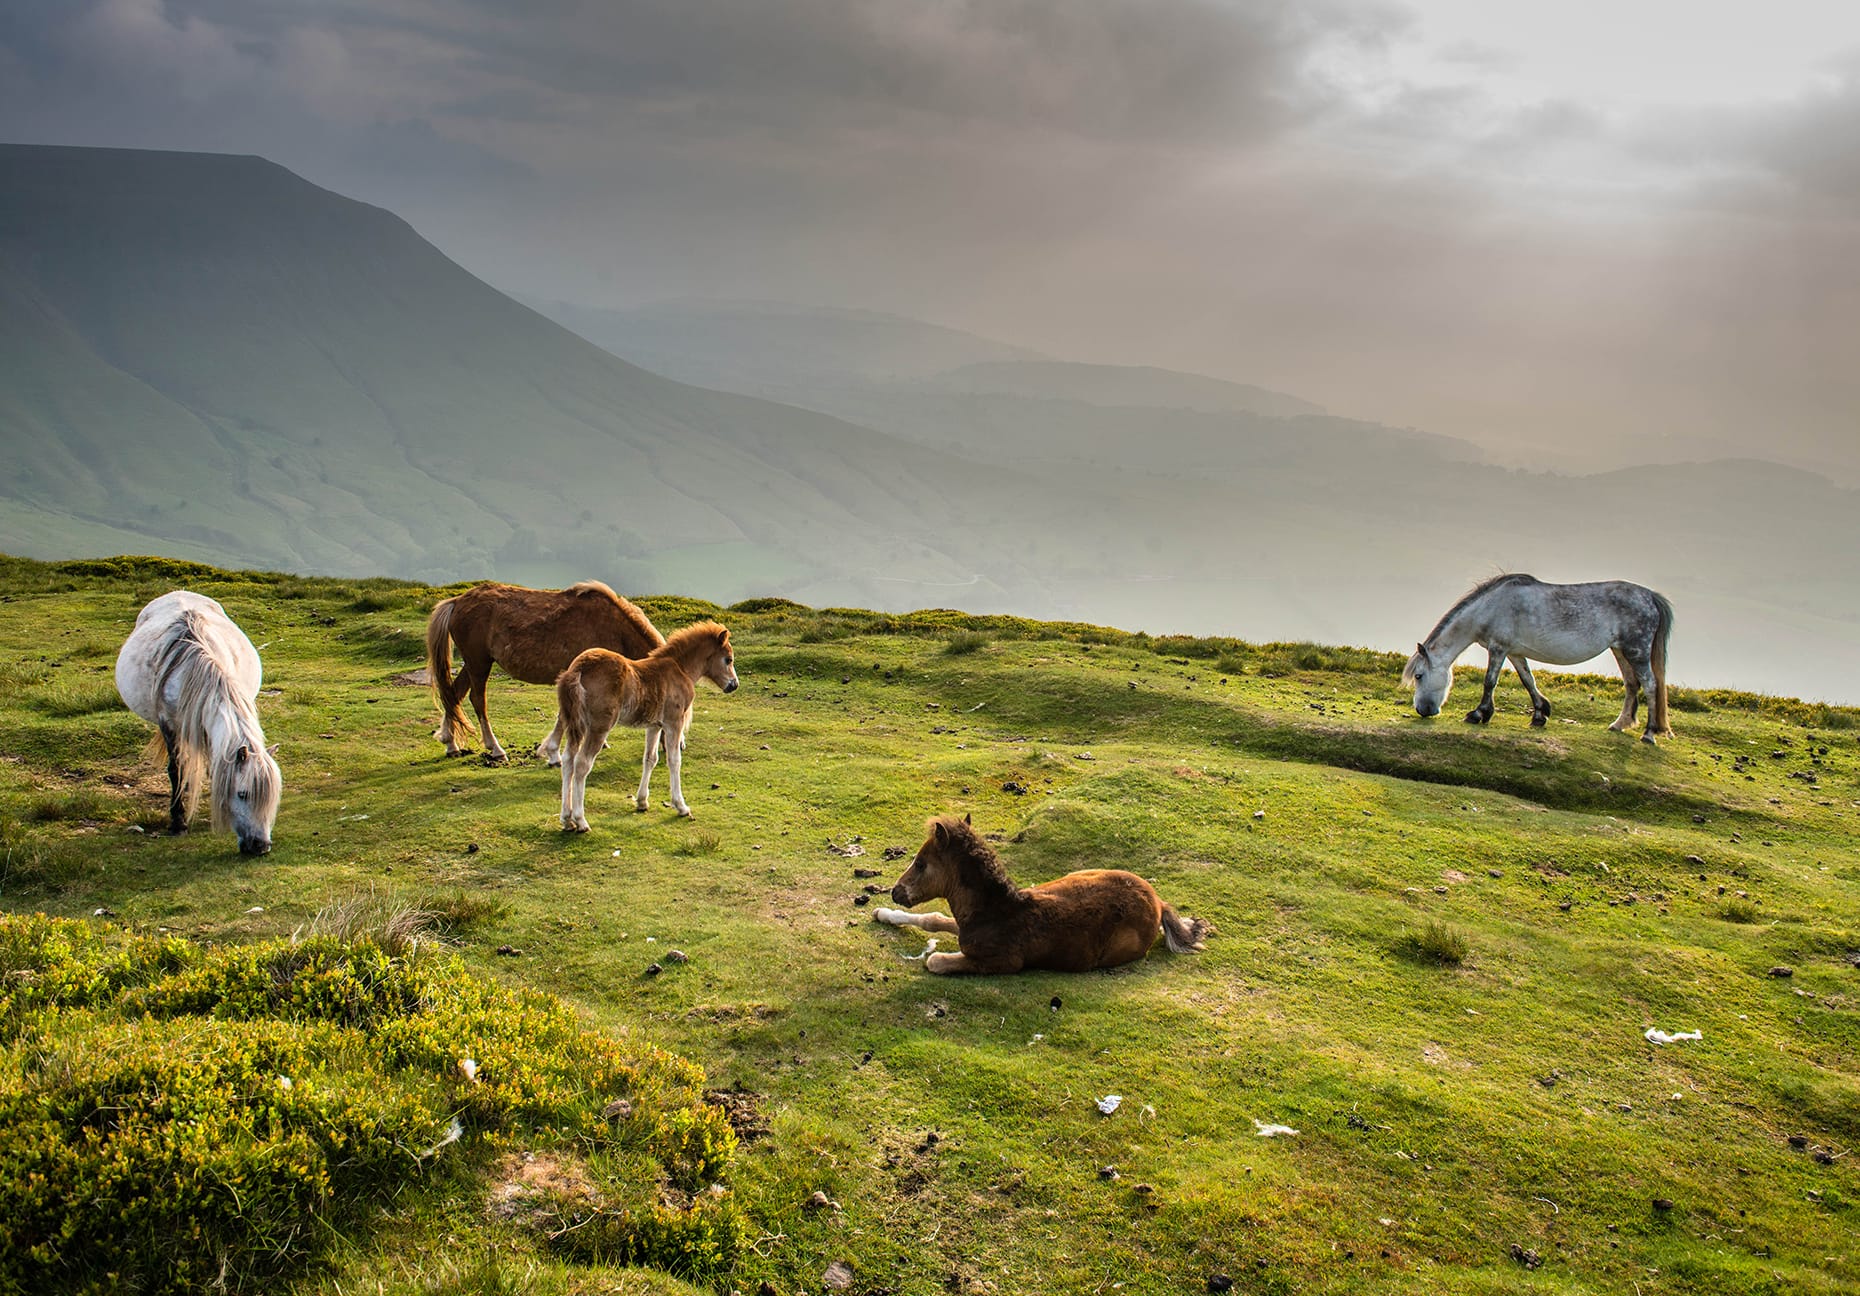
932 815 1020 901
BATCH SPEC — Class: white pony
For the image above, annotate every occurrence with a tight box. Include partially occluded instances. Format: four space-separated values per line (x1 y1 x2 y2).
115 591 282 854
1402 574 1674 743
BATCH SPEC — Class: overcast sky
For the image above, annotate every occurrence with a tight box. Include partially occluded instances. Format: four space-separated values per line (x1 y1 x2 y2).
4 0 1857 476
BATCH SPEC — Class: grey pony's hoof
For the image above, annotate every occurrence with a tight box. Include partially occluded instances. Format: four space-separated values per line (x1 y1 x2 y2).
1530 712 1548 728
1640 733 1658 746
1464 708 1491 724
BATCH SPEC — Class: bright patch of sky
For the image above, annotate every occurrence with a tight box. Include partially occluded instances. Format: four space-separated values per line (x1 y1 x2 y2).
1387 1 1860 109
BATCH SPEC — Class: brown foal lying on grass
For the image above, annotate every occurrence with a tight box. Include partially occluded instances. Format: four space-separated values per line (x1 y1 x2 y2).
874 814 1211 974
555 621 738 832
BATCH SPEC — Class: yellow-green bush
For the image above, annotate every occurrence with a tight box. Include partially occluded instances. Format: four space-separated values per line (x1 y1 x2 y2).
0 915 741 1294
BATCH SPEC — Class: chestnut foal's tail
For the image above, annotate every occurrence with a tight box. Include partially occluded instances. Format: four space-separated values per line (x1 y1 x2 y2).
556 659 590 756
425 596 474 742
1160 904 1212 954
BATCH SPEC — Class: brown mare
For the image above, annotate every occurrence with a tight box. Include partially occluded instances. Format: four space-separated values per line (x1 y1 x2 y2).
425 581 662 763
555 621 739 832
874 814 1211 974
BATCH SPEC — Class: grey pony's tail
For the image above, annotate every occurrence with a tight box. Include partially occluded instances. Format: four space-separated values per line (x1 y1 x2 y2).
1649 591 1674 737
1160 904 1212 954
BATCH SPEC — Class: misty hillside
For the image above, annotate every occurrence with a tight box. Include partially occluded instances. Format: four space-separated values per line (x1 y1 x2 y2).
0 144 1070 606
907 359 1324 418
4 145 1860 700
519 297 1047 397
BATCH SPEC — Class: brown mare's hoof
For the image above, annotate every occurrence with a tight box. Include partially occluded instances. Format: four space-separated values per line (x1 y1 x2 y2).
1640 734 1658 745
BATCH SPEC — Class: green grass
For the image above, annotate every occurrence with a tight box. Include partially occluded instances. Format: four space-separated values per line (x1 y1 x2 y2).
0 554 1857 1295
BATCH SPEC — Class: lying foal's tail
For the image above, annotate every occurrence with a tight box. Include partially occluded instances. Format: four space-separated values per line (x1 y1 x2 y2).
1649 591 1674 737
425 597 474 741
1160 904 1212 954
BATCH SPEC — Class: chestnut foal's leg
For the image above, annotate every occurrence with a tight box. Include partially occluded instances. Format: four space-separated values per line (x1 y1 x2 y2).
635 725 661 812
665 705 693 817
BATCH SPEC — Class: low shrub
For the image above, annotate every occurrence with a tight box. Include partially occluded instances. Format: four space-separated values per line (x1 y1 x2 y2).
0 914 740 1294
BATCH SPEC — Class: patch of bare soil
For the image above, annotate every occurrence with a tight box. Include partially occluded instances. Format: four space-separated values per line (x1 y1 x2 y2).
486 1151 598 1225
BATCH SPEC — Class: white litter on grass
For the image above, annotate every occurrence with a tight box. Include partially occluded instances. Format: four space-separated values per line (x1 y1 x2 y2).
337 813 370 822
420 1117 464 1159
1253 1120 1299 1137
1645 1028 1702 1045
458 1057 479 1082
277 1075 292 1091
244 906 265 914
901 939 939 961
1096 1095 1123 1116
612 850 622 857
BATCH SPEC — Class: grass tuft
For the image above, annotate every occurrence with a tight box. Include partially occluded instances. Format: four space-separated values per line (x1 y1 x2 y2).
1402 920 1469 966
1718 898 1761 923
942 630 990 656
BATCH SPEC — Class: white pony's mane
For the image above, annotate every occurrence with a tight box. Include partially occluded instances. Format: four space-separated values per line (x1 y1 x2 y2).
153 611 273 831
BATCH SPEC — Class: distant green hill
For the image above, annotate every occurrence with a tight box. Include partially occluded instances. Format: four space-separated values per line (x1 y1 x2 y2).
0 144 1058 605
6 145 1860 701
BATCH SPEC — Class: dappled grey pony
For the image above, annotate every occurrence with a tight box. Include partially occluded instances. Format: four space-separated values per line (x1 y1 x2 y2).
1402 575 1674 743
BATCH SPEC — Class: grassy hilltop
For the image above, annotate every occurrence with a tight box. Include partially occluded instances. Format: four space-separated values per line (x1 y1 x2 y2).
0 554 1856 1295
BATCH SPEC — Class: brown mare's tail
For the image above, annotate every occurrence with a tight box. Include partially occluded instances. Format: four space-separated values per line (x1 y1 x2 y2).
1160 904 1212 954
425 597 474 742
1649 591 1674 736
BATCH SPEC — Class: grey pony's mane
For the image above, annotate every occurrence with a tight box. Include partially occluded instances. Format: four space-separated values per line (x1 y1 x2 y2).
1404 573 1539 685
1425 573 1539 646
153 611 270 831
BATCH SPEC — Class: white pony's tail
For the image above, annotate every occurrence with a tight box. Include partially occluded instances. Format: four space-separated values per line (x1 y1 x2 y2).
1649 591 1674 737
1160 904 1212 954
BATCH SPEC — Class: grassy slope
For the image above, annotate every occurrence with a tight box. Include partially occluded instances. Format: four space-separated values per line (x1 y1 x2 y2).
0 555 1855 1295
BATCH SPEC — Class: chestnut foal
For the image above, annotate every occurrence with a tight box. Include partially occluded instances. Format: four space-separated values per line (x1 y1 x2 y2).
555 621 737 832
874 815 1210 974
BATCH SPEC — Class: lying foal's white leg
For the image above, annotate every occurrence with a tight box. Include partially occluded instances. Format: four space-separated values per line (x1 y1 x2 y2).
635 726 661 812
872 908 961 933
666 709 693 817
538 711 565 767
